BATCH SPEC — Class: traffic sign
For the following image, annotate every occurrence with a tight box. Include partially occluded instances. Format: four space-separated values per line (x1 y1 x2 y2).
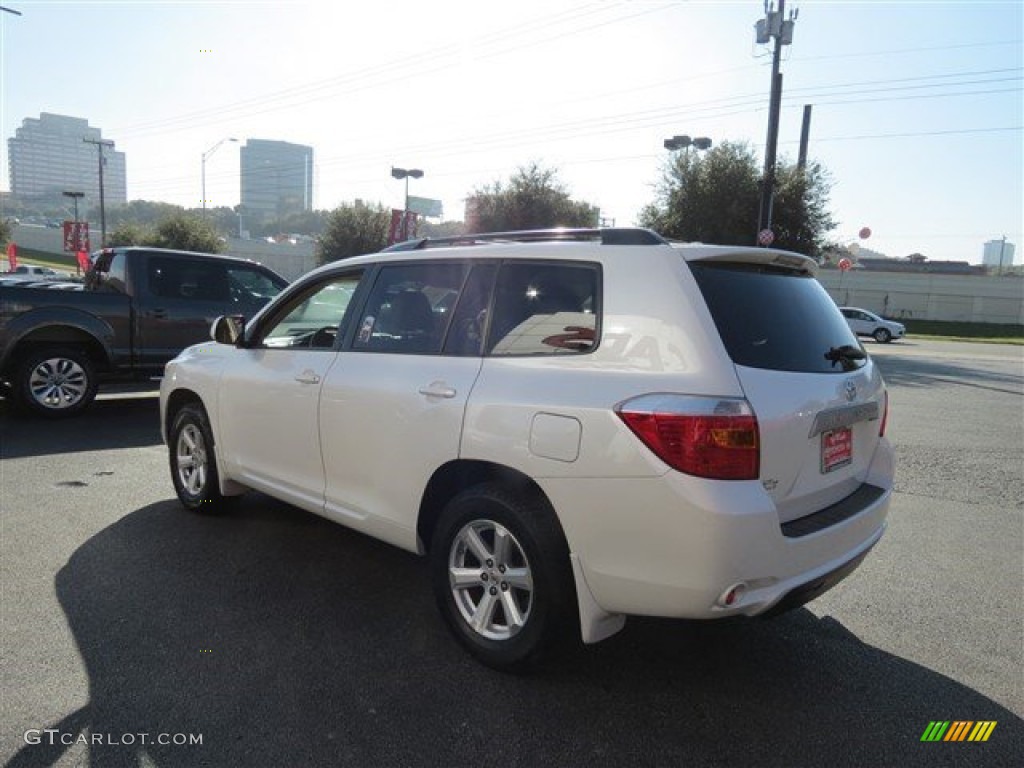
757 228 774 246
838 257 852 272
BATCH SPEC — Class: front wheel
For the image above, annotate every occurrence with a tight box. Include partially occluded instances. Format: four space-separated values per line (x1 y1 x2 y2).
15 346 98 418
430 484 578 671
169 403 232 514
873 328 892 343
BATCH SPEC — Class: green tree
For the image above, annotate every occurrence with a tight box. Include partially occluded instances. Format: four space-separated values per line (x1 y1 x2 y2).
317 201 390 263
0 217 11 250
150 213 226 252
107 221 152 247
99 200 185 229
420 220 467 239
639 141 835 257
468 163 598 232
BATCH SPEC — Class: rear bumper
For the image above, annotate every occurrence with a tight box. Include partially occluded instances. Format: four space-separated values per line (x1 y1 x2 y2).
546 440 893 621
760 540 876 618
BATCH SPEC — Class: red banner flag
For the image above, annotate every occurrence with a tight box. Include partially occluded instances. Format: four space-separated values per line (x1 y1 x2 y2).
6 242 16 272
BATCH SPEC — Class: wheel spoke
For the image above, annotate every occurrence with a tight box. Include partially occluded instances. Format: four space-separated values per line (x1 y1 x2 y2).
503 566 533 593
449 566 482 590
499 589 525 630
470 589 499 633
493 526 512 566
462 525 492 564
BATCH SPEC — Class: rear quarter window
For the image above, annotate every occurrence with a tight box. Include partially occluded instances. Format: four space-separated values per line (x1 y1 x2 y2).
486 261 600 356
689 261 863 373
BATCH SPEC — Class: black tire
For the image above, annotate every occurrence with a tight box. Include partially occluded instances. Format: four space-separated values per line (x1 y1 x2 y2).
15 346 98 418
430 483 578 671
873 327 892 343
169 403 232 514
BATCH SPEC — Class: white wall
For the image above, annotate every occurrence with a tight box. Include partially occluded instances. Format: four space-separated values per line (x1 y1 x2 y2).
817 270 1024 325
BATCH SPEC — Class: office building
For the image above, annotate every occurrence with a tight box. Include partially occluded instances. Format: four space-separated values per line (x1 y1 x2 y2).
239 139 313 229
982 239 1016 269
8 113 126 207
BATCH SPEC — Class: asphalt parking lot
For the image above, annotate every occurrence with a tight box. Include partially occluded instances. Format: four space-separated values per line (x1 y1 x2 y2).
1 338 1021 767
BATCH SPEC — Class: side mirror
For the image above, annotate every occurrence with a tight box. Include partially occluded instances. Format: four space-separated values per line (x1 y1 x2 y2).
211 315 245 345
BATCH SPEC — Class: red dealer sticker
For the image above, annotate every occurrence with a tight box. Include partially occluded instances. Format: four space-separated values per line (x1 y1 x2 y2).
821 427 853 473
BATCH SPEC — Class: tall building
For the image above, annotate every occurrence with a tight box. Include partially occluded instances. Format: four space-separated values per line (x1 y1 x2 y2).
8 113 126 207
982 239 1016 268
239 139 313 230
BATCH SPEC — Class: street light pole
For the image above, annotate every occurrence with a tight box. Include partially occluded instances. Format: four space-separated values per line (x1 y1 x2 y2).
391 167 424 240
202 137 238 215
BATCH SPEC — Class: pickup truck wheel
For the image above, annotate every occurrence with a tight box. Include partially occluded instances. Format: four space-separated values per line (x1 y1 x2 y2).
169 404 231 514
16 347 98 418
430 484 577 672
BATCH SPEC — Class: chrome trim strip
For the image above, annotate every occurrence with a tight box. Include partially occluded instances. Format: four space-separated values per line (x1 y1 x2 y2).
808 401 880 438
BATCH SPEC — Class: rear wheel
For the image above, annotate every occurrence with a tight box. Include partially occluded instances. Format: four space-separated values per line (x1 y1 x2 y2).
169 403 232 514
873 328 892 343
430 484 577 671
15 346 98 418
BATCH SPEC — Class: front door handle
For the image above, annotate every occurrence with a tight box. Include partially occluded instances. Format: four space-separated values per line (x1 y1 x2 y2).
295 370 321 385
418 382 456 399
149 309 167 319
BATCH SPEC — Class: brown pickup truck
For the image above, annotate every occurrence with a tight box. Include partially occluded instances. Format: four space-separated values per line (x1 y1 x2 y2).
0 246 287 417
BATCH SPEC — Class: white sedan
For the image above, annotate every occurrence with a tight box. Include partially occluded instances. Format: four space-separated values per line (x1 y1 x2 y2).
840 307 905 343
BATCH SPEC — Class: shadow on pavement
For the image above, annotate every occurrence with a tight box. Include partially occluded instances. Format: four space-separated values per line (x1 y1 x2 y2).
870 351 1023 395
0 394 161 460
7 495 1022 768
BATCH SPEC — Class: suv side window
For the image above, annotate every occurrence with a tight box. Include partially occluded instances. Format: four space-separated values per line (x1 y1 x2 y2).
256 273 362 350
353 263 469 355
487 261 600 356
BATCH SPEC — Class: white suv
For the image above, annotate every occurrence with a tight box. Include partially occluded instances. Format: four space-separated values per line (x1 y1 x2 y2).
160 228 893 670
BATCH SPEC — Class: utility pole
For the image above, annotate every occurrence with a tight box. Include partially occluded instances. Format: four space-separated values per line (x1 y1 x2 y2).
83 137 114 248
997 235 1007 275
755 0 797 244
797 104 812 171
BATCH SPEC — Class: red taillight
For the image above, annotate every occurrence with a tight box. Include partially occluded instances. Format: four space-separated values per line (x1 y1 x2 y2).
616 395 760 480
879 389 889 437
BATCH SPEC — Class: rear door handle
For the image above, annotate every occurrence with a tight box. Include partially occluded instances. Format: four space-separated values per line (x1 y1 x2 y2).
150 309 167 319
295 370 321 385
418 382 456 399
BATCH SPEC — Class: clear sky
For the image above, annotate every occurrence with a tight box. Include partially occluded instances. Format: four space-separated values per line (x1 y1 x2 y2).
1 0 1021 263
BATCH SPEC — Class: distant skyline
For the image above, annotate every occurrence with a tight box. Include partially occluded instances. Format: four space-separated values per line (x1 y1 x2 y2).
1 1 1021 263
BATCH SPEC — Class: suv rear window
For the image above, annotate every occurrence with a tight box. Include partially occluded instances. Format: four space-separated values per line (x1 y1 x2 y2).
690 262 864 373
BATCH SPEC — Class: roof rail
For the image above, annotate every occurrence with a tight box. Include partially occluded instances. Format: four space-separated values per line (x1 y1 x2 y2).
381 227 668 252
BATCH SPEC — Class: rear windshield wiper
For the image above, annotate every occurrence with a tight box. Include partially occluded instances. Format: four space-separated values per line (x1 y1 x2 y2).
825 345 866 369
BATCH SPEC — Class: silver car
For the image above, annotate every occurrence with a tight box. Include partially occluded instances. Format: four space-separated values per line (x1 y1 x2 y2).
840 307 905 343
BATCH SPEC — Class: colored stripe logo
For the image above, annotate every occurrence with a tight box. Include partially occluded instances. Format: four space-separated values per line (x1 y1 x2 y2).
921 721 997 742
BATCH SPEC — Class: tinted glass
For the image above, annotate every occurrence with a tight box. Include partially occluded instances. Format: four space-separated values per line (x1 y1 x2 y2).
148 257 229 301
227 266 285 308
487 262 600 356
443 263 497 356
354 263 469 355
690 262 864 373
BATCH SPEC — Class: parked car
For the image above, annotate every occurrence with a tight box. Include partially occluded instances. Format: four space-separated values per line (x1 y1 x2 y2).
9 264 62 278
840 306 905 343
0 246 287 417
160 228 894 670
